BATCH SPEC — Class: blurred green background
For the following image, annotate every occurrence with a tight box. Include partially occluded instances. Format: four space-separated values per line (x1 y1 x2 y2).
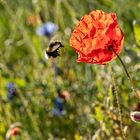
0 0 140 139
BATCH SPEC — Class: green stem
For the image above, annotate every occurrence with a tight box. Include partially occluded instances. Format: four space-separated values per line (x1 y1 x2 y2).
110 65 126 140
110 47 140 101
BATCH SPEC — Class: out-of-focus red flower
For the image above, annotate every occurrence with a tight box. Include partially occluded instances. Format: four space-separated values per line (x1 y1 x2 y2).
27 14 38 25
10 127 21 136
70 10 124 65
60 90 70 101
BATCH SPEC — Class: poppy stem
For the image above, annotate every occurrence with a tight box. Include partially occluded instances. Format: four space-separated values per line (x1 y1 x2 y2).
110 46 140 101
110 65 126 140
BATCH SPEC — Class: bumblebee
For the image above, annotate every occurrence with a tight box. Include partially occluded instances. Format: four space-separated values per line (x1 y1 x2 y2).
45 41 64 59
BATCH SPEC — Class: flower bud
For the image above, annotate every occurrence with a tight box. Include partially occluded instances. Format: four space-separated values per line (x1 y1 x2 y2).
130 111 140 123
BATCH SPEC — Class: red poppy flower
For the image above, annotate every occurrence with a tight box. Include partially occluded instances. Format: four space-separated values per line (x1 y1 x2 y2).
70 10 124 65
10 127 21 136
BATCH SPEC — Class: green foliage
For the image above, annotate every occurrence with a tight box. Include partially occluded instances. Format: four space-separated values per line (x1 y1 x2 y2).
133 20 140 46
0 0 140 139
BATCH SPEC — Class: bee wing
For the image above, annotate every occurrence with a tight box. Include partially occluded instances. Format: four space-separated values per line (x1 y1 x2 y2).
51 44 61 52
44 52 49 60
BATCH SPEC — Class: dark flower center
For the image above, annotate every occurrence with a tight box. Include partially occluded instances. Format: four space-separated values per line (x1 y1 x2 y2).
109 45 114 51
105 40 118 52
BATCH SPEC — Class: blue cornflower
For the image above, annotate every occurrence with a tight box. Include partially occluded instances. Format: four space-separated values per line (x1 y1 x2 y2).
52 97 67 116
7 82 16 101
36 22 58 37
55 97 63 112
7 82 15 89
52 108 66 116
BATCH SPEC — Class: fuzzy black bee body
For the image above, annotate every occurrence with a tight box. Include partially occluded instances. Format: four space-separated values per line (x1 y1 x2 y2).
45 41 64 59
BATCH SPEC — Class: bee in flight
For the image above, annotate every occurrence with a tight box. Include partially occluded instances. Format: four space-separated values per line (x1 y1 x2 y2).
45 41 64 59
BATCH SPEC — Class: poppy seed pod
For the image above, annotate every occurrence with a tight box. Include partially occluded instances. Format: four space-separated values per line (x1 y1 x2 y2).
70 10 124 65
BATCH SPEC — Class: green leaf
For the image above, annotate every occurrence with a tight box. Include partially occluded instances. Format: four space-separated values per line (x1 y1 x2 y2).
95 106 104 121
14 78 26 88
133 20 140 46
